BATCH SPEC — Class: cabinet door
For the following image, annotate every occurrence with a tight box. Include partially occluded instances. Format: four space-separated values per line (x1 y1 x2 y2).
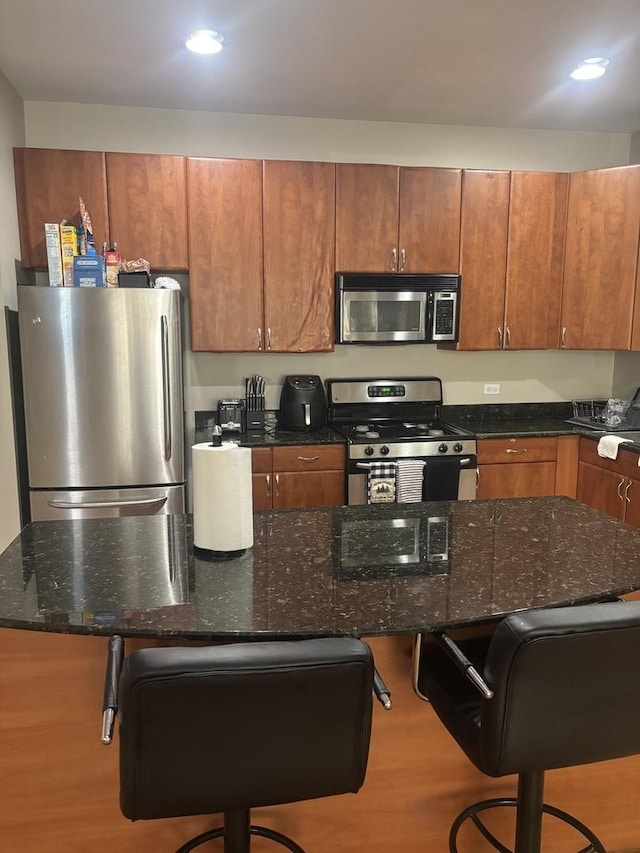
623 476 640 528
335 163 399 272
252 474 272 510
457 170 511 350
505 172 568 350
477 462 556 499
14 148 109 269
398 167 461 273
187 158 263 351
105 153 188 270
263 160 335 352
273 471 345 509
577 461 626 520
561 165 640 350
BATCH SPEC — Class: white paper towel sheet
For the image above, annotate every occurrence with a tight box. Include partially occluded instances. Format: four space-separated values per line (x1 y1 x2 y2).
192 442 254 553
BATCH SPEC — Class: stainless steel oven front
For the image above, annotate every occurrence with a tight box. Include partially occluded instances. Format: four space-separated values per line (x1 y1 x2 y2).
346 449 478 506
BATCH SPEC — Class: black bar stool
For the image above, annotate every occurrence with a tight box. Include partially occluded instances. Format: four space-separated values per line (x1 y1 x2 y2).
102 636 390 852
413 602 640 853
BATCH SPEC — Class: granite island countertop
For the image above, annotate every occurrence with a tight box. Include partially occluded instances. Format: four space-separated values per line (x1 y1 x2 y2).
2 496 640 641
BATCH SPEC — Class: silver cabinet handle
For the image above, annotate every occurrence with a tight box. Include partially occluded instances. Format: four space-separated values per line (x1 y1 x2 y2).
265 473 271 499
391 247 397 271
561 327 566 348
48 497 168 510
297 455 320 462
274 473 280 498
498 327 503 348
161 315 172 461
506 448 528 454
505 326 511 348
267 327 272 351
399 248 406 271
625 478 632 503
617 478 625 500
257 327 263 351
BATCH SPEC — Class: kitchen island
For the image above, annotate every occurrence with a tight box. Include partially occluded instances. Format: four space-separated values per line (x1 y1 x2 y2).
2 497 640 852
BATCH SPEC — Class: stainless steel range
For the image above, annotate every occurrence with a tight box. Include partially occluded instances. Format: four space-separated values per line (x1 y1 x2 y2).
327 377 477 505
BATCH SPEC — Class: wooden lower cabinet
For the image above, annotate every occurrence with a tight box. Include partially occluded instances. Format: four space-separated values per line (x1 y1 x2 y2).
576 437 640 526
251 444 346 509
477 436 573 499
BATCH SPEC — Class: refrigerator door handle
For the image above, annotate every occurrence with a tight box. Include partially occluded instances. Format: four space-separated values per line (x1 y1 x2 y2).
161 314 172 461
47 496 168 510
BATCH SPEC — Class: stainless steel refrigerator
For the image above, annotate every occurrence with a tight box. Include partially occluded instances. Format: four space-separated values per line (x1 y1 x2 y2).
18 286 185 521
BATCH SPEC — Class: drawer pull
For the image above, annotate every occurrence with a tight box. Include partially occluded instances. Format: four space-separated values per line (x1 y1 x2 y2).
297 455 320 462
505 448 528 454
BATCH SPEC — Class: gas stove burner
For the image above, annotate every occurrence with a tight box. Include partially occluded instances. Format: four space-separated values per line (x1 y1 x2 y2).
355 424 372 433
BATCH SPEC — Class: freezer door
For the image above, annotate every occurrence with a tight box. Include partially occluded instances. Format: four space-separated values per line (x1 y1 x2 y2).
19 287 184 488
30 485 185 521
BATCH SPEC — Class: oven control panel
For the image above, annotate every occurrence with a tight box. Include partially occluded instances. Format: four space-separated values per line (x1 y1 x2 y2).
367 384 406 398
349 439 478 460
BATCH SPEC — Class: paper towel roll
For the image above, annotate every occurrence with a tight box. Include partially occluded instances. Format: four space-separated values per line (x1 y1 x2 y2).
192 442 254 556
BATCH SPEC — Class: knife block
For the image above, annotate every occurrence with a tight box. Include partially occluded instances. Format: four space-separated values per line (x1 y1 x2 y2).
245 411 266 432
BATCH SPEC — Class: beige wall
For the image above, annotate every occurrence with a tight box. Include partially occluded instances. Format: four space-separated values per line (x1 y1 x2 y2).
0 72 25 549
631 132 640 164
22 100 640 441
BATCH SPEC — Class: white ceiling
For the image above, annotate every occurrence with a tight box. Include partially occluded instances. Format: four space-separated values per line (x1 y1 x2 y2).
1 0 639 133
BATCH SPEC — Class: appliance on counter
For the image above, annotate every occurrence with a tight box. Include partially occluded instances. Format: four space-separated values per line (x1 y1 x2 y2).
278 375 327 432
18 286 185 521
327 377 477 506
335 273 460 345
217 398 244 433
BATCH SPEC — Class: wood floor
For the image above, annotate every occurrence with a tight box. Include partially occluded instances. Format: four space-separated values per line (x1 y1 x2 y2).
2 629 640 852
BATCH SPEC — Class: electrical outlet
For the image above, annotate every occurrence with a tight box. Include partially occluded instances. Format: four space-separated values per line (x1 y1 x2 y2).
484 383 501 395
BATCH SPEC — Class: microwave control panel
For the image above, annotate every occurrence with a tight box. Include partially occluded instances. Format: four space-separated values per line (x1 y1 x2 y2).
432 292 457 341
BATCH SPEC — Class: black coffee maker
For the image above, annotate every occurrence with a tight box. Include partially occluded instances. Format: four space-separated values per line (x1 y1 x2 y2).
278 375 327 432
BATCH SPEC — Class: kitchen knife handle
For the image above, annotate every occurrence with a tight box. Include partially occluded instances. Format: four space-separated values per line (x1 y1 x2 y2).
161 315 172 461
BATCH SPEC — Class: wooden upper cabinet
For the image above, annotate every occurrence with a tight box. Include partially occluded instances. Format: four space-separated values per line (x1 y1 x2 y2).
504 171 568 350
335 163 399 271
456 170 510 350
187 157 263 352
335 163 462 274
398 167 461 273
562 164 640 350
105 153 188 270
263 160 335 352
14 148 109 269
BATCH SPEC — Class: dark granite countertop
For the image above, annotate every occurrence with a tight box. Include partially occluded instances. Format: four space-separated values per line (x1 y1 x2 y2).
196 403 625 448
2 497 640 640
194 411 344 447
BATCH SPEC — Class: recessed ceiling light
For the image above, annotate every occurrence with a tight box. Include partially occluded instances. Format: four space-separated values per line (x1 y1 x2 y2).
570 57 610 81
185 29 224 55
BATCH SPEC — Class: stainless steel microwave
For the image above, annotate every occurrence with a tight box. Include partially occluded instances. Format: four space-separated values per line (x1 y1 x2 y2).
336 273 460 344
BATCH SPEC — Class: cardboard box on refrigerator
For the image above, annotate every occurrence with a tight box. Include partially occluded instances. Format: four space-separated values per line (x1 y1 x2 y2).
44 223 63 287
73 256 106 287
59 224 78 287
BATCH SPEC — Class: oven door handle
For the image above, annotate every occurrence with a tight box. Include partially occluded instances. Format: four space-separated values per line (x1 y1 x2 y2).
356 462 397 470
357 457 475 469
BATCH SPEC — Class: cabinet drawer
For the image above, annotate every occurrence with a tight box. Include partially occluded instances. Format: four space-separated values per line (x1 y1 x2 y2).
477 437 558 464
578 436 640 479
251 447 273 473
273 444 345 472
